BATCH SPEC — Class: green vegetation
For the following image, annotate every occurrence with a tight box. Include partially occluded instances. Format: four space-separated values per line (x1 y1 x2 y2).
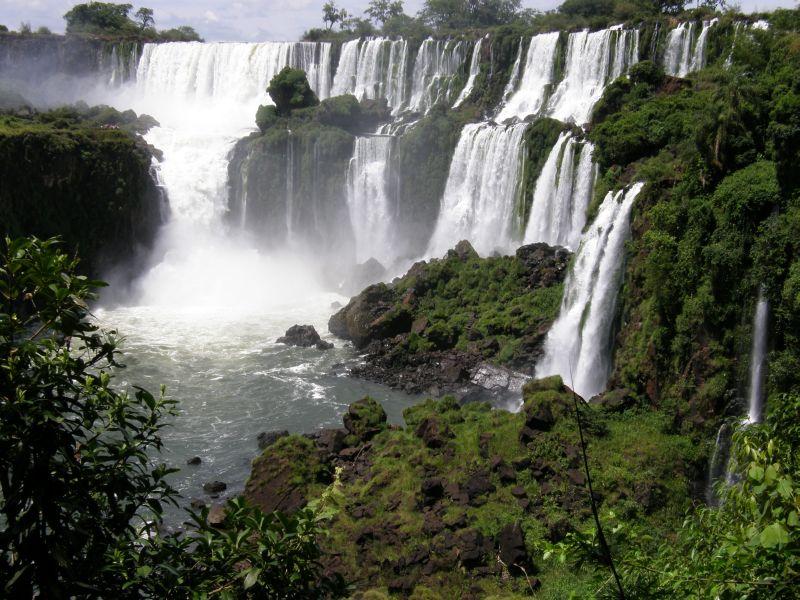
586 21 800 423
246 387 702 597
0 103 163 277
0 237 346 597
62 2 202 41
267 67 320 116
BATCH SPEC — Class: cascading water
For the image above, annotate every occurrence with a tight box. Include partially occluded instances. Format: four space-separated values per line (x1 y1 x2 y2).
496 32 560 122
426 123 528 257
92 41 419 522
546 27 639 125
663 20 716 77
453 37 484 108
408 38 469 113
536 182 644 400
331 38 408 114
347 136 396 265
499 37 524 105
524 133 595 250
747 291 769 424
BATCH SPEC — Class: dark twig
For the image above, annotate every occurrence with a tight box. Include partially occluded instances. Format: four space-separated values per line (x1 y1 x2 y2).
569 365 625 599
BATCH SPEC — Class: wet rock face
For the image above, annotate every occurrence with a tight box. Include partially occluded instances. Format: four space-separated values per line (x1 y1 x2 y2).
277 324 333 350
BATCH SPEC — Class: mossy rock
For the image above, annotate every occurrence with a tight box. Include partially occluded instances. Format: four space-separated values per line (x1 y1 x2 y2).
522 376 575 431
342 397 387 442
244 434 329 514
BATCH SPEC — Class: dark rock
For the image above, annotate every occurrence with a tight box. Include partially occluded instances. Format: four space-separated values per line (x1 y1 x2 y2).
277 324 328 348
328 283 411 349
478 432 493 458
511 486 527 498
567 469 586 486
350 504 376 519
190 498 206 510
593 388 637 412
497 464 517 484
342 397 387 442
512 457 531 471
314 428 347 456
208 503 226 527
257 430 289 450
465 470 495 501
498 522 531 571
456 528 491 567
515 243 572 289
388 576 415 594
186 456 201 466
414 416 452 449
203 481 227 494
522 376 577 431
421 477 445 505
411 315 429 334
423 513 445 535
519 426 540 444
316 339 334 350
447 239 479 262
337 446 361 461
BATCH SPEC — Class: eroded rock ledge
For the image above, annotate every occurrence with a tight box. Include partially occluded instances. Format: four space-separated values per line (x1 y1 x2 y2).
328 241 571 401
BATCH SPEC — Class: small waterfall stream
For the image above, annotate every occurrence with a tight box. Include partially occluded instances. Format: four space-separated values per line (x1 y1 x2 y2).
663 20 717 77
535 182 644 399
524 132 595 250
496 32 560 122
747 291 770 424
426 123 528 257
347 136 396 265
453 37 484 108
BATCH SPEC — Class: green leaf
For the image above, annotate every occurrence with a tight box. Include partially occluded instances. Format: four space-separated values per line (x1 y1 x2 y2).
760 522 789 549
243 567 262 589
748 464 764 482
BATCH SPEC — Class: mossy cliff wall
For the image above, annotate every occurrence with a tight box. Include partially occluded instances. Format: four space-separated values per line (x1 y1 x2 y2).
0 124 165 277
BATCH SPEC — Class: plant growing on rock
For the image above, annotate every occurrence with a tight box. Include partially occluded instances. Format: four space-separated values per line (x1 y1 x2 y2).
267 67 320 116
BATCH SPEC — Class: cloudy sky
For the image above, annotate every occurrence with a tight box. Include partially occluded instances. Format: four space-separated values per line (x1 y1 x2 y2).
1 0 796 41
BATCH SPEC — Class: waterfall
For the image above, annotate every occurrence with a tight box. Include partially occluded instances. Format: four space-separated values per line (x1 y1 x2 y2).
426 123 528 257
663 20 716 77
499 38 524 105
347 136 396 265
706 422 732 506
408 38 469 113
137 41 333 102
689 19 717 73
747 291 769 424
524 133 595 250
331 38 409 114
536 182 644 399
496 32 560 122
546 27 639 125
453 37 484 108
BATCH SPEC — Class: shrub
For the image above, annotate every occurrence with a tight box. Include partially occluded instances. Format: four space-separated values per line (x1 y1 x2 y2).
268 67 320 116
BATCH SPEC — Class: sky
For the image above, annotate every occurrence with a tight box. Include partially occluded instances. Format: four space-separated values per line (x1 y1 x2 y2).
1 0 797 42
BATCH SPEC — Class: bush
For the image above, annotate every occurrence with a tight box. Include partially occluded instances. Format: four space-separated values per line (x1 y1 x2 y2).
268 67 320 116
316 94 361 129
255 104 280 132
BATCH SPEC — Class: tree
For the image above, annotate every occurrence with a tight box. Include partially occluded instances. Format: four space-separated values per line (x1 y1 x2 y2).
19 21 31 34
418 0 520 29
558 0 614 17
134 6 154 29
0 237 178 596
268 68 320 116
158 25 203 41
63 2 135 34
0 237 347 597
365 0 405 26
322 1 342 29
35 26 53 34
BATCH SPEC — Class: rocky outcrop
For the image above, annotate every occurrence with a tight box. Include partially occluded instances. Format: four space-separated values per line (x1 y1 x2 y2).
329 241 570 402
277 324 333 350
0 119 165 279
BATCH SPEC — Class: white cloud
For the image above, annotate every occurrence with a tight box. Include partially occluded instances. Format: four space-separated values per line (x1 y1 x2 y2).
204 10 219 22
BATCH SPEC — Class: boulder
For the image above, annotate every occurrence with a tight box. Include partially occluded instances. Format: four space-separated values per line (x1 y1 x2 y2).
203 481 227 494
329 283 412 348
455 528 491 567
208 503 226 527
342 397 387 442
515 243 572 289
498 522 531 570
447 239 479 262
186 456 201 466
341 257 387 295
257 430 289 450
522 376 577 431
277 324 332 350
414 416 452 449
